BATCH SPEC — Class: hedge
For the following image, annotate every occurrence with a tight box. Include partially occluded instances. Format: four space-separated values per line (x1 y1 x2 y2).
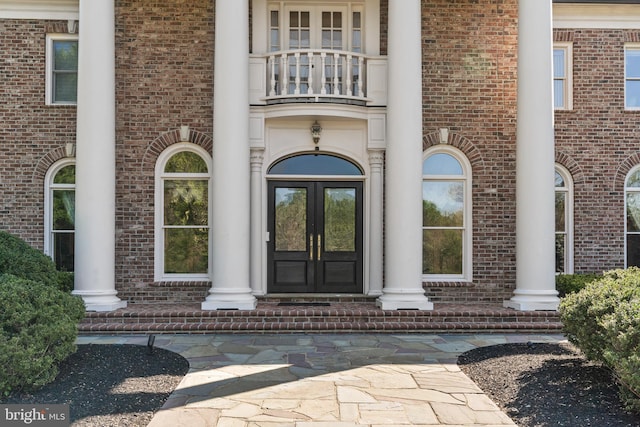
0 230 73 292
559 268 640 411
0 274 85 395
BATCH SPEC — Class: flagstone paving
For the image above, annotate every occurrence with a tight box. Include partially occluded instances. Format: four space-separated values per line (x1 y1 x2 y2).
77 333 565 426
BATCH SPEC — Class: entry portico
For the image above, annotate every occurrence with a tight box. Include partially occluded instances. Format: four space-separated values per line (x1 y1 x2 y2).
70 0 559 312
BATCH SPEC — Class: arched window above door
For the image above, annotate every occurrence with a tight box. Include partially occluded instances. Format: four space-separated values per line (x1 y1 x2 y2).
268 154 363 175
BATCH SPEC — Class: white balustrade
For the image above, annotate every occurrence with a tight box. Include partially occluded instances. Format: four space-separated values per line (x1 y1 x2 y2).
264 49 367 101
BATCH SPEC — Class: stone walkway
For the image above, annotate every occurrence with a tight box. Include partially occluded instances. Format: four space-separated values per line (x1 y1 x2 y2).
77 333 565 426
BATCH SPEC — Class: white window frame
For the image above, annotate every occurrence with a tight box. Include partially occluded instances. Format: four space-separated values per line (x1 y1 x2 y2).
553 42 573 111
555 164 574 274
422 145 473 282
45 33 78 106
44 158 75 270
625 43 640 110
154 143 213 281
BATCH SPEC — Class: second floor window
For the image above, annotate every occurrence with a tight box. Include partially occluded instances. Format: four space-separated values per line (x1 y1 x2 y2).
625 45 640 109
553 43 572 110
46 34 78 105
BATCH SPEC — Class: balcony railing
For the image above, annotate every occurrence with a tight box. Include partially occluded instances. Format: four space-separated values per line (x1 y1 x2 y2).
249 50 387 106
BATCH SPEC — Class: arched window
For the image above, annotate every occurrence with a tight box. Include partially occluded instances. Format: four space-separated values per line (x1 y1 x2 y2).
155 143 212 280
44 159 75 271
625 166 640 267
268 154 362 175
555 165 574 274
422 147 472 281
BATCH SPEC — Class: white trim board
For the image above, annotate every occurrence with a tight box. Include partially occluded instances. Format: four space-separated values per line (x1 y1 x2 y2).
0 0 78 20
554 4 640 29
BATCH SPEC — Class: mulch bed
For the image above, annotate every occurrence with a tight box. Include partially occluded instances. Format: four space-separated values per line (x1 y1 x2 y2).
2 344 189 427
458 342 640 427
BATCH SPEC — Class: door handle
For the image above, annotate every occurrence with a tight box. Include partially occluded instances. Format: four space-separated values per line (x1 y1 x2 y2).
317 234 321 260
309 234 314 260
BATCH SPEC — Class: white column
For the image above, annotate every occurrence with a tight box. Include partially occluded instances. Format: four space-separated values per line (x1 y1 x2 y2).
504 0 560 311
250 148 264 295
368 150 384 296
377 0 433 310
73 0 126 312
202 0 256 310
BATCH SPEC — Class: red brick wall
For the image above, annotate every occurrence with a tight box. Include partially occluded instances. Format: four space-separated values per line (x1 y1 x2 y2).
421 0 519 302
554 28 640 274
0 20 76 247
113 0 214 301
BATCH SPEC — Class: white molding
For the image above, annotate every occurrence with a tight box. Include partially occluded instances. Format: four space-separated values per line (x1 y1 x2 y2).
0 0 78 20
554 4 640 29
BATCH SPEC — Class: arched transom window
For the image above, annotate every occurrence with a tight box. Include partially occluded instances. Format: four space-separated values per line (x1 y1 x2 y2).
422 147 472 281
155 143 212 280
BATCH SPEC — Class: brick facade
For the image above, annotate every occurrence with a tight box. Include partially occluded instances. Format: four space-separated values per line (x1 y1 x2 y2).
554 28 640 274
0 1 636 305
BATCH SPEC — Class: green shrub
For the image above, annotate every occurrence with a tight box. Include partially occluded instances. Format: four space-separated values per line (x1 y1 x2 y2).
56 271 75 293
0 274 85 396
556 273 601 297
601 299 640 412
559 267 640 411
0 230 72 292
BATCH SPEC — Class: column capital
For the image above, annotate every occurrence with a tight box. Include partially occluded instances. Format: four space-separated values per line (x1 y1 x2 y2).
250 148 265 167
368 149 384 166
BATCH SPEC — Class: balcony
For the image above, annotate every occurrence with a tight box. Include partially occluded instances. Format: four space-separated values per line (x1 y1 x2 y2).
250 49 387 106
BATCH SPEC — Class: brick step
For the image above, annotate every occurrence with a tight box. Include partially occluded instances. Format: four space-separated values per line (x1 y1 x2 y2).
79 302 563 334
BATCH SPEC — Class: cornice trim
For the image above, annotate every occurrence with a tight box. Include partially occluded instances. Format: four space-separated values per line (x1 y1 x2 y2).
0 0 78 20
554 4 640 29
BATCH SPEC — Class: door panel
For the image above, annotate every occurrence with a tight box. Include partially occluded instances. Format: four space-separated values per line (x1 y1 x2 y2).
268 180 362 293
269 182 314 293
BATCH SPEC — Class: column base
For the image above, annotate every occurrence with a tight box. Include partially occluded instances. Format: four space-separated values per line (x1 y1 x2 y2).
201 288 257 310
376 291 433 310
72 290 127 312
503 289 560 311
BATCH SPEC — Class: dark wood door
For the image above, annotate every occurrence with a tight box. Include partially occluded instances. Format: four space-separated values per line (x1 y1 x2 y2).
267 181 363 293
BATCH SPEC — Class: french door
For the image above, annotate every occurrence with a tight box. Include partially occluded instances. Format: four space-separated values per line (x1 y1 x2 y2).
267 180 363 293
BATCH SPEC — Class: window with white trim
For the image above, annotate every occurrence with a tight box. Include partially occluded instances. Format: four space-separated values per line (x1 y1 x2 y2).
555 165 573 274
625 44 640 109
553 43 572 110
46 34 78 105
154 143 212 280
422 147 472 281
44 159 75 271
625 166 640 267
